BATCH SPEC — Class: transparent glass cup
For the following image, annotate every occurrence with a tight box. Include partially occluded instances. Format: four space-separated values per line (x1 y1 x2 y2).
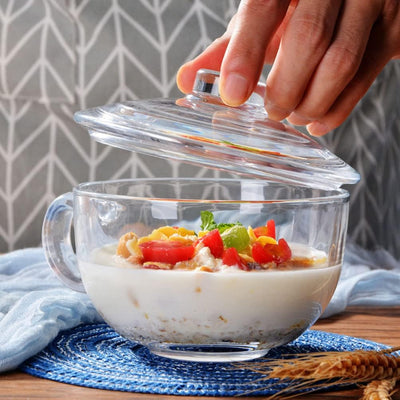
43 178 349 362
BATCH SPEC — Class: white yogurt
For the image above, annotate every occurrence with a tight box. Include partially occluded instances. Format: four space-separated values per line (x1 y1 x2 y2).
79 243 340 349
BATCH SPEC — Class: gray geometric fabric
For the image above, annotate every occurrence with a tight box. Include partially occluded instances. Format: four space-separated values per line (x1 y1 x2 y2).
0 1 75 103
0 0 238 251
0 0 399 260
320 60 400 259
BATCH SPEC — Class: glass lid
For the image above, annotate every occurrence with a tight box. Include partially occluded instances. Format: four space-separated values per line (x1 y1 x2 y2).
74 69 360 190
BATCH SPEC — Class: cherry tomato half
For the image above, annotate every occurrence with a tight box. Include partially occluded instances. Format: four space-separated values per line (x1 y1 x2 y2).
251 242 274 263
139 240 195 264
253 219 276 239
275 238 292 263
252 238 292 265
201 229 224 258
222 247 249 271
266 219 276 239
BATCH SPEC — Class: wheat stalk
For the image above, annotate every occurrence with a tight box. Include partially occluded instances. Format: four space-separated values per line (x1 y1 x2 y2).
361 378 397 400
238 346 400 399
268 347 400 381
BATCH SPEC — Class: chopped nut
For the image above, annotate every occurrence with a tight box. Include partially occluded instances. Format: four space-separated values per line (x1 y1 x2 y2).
198 266 213 272
116 232 138 258
127 255 143 264
143 261 173 270
219 315 228 323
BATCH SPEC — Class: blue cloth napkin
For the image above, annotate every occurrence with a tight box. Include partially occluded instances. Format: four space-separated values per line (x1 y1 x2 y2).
0 249 101 373
1 244 400 373
323 241 400 316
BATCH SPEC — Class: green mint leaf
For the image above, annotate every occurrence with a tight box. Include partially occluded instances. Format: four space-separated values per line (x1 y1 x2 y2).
200 211 243 234
200 211 217 231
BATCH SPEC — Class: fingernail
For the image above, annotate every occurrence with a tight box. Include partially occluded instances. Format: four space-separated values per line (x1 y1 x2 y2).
220 73 249 106
176 64 194 94
307 121 330 136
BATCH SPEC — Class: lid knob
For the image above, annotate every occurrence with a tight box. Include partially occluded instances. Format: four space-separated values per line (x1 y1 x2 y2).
192 69 265 108
193 69 221 97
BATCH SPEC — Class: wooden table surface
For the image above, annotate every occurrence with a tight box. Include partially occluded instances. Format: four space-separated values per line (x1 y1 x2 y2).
1 306 399 399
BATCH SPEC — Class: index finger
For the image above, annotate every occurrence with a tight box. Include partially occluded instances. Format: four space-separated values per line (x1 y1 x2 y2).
219 0 291 106
177 15 239 94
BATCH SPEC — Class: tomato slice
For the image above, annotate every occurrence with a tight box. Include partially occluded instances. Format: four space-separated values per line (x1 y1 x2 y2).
252 226 269 238
251 242 274 263
139 240 195 264
266 219 276 239
276 238 292 263
201 229 224 258
253 219 276 239
252 238 292 265
222 247 249 271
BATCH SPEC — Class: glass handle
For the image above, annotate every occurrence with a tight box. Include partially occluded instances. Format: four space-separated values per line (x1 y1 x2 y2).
42 192 85 293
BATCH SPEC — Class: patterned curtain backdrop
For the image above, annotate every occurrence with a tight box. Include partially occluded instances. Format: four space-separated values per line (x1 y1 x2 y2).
0 0 238 251
0 0 399 259
320 60 400 259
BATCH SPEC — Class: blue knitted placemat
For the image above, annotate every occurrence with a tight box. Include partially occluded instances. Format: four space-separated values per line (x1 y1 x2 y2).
20 323 387 397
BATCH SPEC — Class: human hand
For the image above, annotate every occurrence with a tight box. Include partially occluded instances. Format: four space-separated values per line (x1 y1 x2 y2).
177 0 400 136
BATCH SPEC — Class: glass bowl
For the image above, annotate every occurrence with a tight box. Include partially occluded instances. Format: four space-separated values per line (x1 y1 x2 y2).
42 178 348 362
